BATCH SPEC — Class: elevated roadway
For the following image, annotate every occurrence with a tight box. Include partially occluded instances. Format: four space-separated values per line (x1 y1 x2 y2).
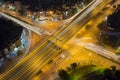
0 0 112 80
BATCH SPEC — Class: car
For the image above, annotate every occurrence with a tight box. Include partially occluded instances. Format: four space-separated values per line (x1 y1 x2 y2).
85 24 91 30
47 59 53 64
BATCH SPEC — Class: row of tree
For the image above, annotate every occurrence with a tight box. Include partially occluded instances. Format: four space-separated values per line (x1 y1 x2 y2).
58 63 120 80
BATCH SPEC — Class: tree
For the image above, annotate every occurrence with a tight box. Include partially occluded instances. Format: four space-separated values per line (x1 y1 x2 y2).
115 70 120 79
58 69 70 80
97 22 104 30
71 63 77 70
103 68 112 79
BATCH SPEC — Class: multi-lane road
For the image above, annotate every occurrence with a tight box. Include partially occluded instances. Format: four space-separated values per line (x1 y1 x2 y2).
37 0 120 79
0 0 116 80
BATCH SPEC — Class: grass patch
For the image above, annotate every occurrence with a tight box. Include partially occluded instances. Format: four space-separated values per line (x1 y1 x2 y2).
68 65 104 80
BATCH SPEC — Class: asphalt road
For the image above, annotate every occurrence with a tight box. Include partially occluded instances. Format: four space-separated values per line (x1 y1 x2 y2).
0 0 112 80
